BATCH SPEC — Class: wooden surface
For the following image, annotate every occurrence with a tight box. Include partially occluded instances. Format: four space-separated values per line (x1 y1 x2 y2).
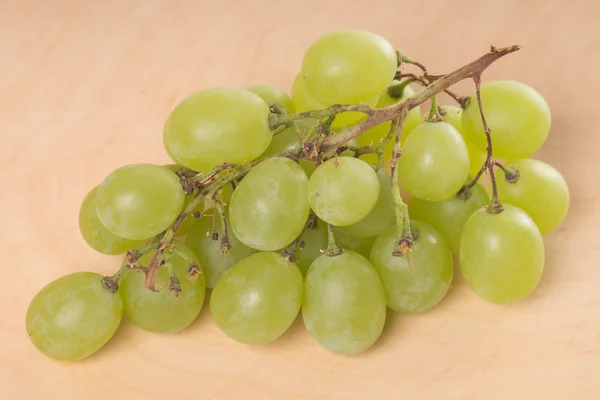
1 0 599 399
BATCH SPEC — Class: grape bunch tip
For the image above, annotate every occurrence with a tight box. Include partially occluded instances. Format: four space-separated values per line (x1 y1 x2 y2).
25 29 569 361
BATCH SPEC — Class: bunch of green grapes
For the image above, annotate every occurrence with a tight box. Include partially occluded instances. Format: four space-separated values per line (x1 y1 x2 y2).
25 29 569 361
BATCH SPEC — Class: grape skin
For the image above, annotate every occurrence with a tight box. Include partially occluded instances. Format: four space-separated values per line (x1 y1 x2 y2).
210 252 303 345
370 221 454 312
26 272 123 361
495 158 570 235
461 80 551 159
78 186 141 255
228 157 310 251
96 163 185 240
307 157 380 226
119 242 206 333
303 251 386 355
460 204 545 304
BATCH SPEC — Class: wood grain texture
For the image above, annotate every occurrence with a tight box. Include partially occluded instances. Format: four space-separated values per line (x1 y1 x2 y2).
1 0 599 399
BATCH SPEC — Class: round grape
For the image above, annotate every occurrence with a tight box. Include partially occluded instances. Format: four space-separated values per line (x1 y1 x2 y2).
460 204 545 304
119 242 205 333
26 272 123 361
332 226 377 258
461 80 551 159
229 157 310 251
307 157 379 226
247 84 295 113
164 87 272 172
185 210 256 288
495 158 569 234
398 121 469 201
78 186 141 254
303 251 386 355
408 182 489 253
210 252 303 345
301 29 397 106
370 221 454 312
96 163 185 240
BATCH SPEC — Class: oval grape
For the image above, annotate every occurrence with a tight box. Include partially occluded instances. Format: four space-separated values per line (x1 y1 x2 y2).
185 210 257 288
119 242 206 333
370 221 454 312
460 204 545 304
461 80 551 159
26 272 123 361
229 157 310 251
78 186 141 254
96 163 185 240
307 157 379 226
164 87 272 172
408 182 489 253
303 251 386 355
210 252 303 345
495 158 569 234
398 121 469 201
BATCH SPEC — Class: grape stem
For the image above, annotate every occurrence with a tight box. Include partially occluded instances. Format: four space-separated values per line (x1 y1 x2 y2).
213 197 231 253
101 245 158 292
118 44 521 292
325 224 343 257
493 160 520 183
395 73 469 108
426 95 443 122
461 74 504 214
388 112 414 256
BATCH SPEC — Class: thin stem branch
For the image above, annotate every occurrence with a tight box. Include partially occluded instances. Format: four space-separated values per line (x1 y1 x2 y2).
213 197 231 253
493 160 520 183
325 224 343 256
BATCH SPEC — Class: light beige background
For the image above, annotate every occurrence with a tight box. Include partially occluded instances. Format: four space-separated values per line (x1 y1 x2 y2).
1 0 598 399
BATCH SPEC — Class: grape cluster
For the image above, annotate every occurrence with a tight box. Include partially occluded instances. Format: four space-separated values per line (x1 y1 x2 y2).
25 30 569 361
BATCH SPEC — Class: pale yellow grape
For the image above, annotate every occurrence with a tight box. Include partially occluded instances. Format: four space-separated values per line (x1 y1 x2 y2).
210 252 303 345
247 84 295 112
303 251 386 355
229 157 310 250
307 157 379 226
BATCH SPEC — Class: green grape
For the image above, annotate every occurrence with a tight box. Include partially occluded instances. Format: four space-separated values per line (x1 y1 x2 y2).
302 251 386 355
210 252 303 345
460 204 545 304
333 226 376 258
164 87 272 172
370 221 454 312
495 158 569 234
439 105 487 177
398 121 469 201
341 169 395 238
185 210 257 288
291 73 372 130
307 157 379 226
357 82 422 164
96 163 185 240
218 182 234 204
78 186 141 254
120 242 205 333
408 182 489 253
229 157 310 251
461 80 551 159
247 84 295 113
301 29 397 106
26 272 123 361
296 218 328 276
